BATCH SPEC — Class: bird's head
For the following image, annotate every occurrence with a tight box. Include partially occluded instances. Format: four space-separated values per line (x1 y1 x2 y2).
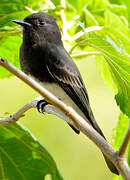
13 12 62 46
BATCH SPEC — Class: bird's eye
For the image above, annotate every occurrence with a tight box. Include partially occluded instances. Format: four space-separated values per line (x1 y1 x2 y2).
40 21 46 25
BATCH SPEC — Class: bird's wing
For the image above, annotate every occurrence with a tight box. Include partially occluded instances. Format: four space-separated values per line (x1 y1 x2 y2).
45 45 119 174
46 45 104 136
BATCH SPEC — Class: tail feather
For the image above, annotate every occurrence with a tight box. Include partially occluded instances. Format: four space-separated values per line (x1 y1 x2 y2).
67 104 119 175
68 123 80 134
103 155 119 175
89 111 119 175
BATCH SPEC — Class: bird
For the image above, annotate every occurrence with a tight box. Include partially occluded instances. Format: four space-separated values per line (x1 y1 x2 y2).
13 12 119 175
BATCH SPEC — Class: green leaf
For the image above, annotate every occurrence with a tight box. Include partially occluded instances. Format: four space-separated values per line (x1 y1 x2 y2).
50 0 60 6
96 55 117 92
0 122 63 180
108 4 127 18
82 32 130 117
109 0 130 22
81 8 99 27
0 0 31 28
104 10 130 53
67 0 87 11
112 113 129 180
0 36 22 78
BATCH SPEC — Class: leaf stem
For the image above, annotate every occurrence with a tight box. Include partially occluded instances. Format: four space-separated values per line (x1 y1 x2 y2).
118 127 130 157
71 51 101 58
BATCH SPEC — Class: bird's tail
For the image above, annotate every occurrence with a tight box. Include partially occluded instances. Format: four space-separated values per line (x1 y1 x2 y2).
89 111 119 175
67 100 119 175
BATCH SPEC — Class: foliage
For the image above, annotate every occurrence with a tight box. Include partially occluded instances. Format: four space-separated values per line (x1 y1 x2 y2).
0 122 63 180
76 32 130 117
0 0 129 179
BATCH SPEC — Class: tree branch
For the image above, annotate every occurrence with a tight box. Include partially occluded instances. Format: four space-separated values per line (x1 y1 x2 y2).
118 127 130 157
70 26 103 42
0 99 37 124
59 0 70 41
0 97 74 126
0 58 130 179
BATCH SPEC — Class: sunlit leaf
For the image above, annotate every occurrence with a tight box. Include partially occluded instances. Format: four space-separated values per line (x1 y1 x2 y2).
0 36 21 78
96 55 117 92
50 0 60 6
109 0 129 21
0 122 63 180
82 32 130 117
67 0 87 11
104 10 130 52
80 8 99 27
0 0 31 27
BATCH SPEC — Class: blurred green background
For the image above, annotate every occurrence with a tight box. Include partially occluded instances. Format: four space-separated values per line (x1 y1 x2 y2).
0 56 120 179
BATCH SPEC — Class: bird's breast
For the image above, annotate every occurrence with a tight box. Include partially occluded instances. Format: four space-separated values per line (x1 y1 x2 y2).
30 74 87 122
20 43 54 82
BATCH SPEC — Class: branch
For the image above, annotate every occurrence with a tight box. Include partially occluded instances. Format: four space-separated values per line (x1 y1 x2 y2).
0 97 74 126
0 99 37 124
118 127 130 157
25 6 37 13
59 0 70 41
70 26 103 42
0 58 130 179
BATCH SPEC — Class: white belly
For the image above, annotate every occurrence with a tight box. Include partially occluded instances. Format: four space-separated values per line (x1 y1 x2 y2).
42 82 87 121
30 75 88 123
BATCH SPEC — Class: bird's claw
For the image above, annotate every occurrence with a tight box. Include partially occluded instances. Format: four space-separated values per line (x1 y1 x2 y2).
37 99 49 113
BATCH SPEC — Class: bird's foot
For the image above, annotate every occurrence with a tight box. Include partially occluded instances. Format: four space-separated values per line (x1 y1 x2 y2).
37 99 50 113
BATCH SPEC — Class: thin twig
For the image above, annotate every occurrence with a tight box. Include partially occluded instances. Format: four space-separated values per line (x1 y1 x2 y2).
118 127 130 157
59 0 70 40
69 40 85 54
70 26 103 42
25 6 37 13
0 98 74 126
0 100 37 124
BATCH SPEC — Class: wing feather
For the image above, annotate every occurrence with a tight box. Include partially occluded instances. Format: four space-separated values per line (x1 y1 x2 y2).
45 45 119 174
46 45 104 134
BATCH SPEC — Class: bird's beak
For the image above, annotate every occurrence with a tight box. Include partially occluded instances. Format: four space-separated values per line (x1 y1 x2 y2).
13 20 31 27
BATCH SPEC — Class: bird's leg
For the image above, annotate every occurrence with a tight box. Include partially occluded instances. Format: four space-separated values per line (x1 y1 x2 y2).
37 99 50 113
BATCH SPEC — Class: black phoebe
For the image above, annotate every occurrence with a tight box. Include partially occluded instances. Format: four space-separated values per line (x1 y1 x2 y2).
13 12 119 175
